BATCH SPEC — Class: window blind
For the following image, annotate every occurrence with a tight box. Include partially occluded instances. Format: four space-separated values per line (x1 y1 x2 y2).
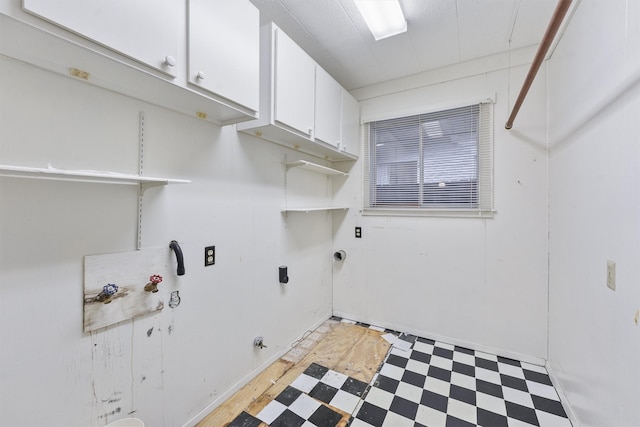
363 102 493 214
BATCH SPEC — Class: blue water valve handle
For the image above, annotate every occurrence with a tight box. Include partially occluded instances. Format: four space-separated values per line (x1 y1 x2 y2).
103 283 118 296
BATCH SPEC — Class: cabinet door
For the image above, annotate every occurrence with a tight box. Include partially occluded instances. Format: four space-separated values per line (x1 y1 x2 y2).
314 67 342 147
340 89 361 156
273 28 316 137
23 0 180 77
188 0 259 112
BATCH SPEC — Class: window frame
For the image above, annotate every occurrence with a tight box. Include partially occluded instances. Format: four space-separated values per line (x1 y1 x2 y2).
362 100 495 218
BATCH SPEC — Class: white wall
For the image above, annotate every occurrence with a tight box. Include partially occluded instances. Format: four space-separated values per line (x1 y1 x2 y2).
547 1 640 426
333 49 550 362
0 56 334 426
4 3 638 426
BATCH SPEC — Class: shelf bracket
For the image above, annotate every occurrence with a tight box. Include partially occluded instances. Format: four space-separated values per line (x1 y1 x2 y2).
139 181 167 195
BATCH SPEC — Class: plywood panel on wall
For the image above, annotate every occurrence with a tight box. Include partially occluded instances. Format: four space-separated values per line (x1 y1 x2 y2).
84 248 168 332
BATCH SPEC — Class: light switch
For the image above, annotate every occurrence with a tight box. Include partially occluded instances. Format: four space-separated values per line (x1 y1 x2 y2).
606 260 616 291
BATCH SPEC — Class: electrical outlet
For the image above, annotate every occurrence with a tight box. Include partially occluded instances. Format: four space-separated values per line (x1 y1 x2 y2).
606 259 616 291
204 246 215 266
355 227 362 238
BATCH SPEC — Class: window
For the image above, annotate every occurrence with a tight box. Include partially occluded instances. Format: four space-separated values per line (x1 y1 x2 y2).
363 102 494 216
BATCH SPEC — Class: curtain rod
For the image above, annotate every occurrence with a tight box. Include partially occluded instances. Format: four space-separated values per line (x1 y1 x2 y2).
505 0 573 130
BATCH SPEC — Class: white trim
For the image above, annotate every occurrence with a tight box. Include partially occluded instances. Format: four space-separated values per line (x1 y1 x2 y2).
362 102 494 216
351 45 537 101
361 93 496 124
362 208 496 219
546 361 581 427
332 311 546 367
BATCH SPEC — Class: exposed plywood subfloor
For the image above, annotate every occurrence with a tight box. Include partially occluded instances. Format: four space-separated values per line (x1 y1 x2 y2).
197 319 391 427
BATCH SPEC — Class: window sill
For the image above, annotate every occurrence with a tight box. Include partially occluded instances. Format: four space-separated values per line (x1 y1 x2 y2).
362 208 496 219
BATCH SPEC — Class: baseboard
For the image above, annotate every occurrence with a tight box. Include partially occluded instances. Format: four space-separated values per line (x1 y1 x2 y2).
546 361 581 427
182 314 332 427
331 311 546 367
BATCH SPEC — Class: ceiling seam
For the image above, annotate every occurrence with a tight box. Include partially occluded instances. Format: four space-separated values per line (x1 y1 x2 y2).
506 0 523 46
455 0 462 63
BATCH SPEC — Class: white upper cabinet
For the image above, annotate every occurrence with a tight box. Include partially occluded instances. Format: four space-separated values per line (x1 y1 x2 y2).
237 23 358 162
23 0 180 77
340 89 360 157
273 27 316 137
188 0 259 112
4 0 260 125
314 67 342 148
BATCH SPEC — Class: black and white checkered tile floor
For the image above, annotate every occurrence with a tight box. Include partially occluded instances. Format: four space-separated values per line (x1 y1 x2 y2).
350 334 571 427
228 362 368 426
228 319 572 427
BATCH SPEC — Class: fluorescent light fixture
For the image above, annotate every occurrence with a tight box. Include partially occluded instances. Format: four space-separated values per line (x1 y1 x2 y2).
355 0 407 41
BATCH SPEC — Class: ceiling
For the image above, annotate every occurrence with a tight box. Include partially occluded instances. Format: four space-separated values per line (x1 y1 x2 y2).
248 0 559 91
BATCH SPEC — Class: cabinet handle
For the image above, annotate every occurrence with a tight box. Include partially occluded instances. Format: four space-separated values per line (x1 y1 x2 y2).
163 56 176 67
308 128 313 136
196 71 206 80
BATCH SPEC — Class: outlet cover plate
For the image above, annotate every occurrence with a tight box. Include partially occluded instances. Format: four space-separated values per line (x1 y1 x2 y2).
205 246 215 266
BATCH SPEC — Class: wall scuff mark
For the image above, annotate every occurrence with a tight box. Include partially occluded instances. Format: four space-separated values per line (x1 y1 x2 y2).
102 392 122 404
98 407 122 421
